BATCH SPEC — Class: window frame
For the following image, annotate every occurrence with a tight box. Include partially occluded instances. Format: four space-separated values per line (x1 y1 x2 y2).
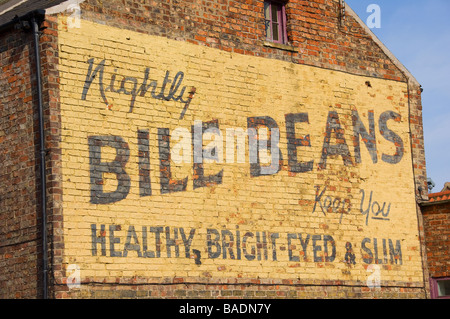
430 277 450 299
264 0 288 45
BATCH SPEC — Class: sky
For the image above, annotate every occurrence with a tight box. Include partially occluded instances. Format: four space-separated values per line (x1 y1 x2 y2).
346 0 450 192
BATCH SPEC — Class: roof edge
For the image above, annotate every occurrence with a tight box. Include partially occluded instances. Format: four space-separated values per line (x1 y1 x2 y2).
0 8 45 31
419 199 450 208
0 0 67 29
0 0 27 16
346 5 420 87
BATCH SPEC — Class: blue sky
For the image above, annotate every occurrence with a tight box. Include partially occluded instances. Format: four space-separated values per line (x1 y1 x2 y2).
346 0 450 192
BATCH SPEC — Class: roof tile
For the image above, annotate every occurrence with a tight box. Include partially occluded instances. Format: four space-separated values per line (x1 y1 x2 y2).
428 190 450 202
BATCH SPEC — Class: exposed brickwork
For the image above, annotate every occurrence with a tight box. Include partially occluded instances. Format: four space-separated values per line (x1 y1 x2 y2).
421 200 450 278
408 84 427 197
0 0 429 299
79 0 406 81
56 281 425 299
0 13 62 299
39 15 65 299
0 27 42 299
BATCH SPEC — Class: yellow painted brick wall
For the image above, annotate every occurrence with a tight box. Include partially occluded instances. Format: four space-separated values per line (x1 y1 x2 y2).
57 18 423 287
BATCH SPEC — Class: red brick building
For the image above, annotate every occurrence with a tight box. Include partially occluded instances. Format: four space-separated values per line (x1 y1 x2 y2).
420 184 450 299
0 0 430 299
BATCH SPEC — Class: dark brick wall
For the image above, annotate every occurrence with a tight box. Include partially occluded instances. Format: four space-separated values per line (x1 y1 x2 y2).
40 15 65 300
0 27 42 299
0 14 61 299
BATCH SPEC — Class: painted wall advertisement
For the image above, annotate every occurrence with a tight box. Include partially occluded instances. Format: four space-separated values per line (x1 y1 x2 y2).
59 18 423 287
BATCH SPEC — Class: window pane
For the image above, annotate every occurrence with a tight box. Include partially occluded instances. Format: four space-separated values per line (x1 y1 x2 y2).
264 2 271 20
271 4 279 23
438 280 450 297
264 1 285 43
272 22 279 41
264 2 271 39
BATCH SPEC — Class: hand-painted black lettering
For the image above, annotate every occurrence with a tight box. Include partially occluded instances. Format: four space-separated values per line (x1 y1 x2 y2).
150 227 163 258
287 233 299 262
207 229 221 259
138 130 152 197
285 113 313 173
243 232 256 261
312 185 350 223
81 58 192 113
91 224 106 256
324 235 336 262
88 136 131 204
180 228 196 258
270 233 279 261
247 116 283 176
221 229 235 260
388 239 402 265
319 111 353 169
123 225 142 257
158 128 188 194
82 58 109 106
142 226 155 258
360 189 391 226
192 249 202 265
379 111 404 164
191 120 223 189
165 227 180 258
352 109 377 164
109 225 122 257
345 241 357 265
312 235 323 262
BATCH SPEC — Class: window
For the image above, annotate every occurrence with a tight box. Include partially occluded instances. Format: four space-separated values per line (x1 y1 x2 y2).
264 0 287 44
430 277 450 299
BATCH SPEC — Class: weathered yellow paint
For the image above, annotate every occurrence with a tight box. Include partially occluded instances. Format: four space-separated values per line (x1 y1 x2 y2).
58 18 423 284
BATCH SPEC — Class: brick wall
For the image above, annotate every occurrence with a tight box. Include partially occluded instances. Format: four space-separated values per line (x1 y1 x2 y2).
0 0 429 299
77 0 428 194
59 280 424 299
0 12 61 299
50 0 427 298
0 26 42 299
79 0 406 80
421 201 450 278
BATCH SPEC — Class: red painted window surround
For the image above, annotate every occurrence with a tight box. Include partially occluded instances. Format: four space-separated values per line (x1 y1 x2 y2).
264 0 288 44
430 277 450 299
